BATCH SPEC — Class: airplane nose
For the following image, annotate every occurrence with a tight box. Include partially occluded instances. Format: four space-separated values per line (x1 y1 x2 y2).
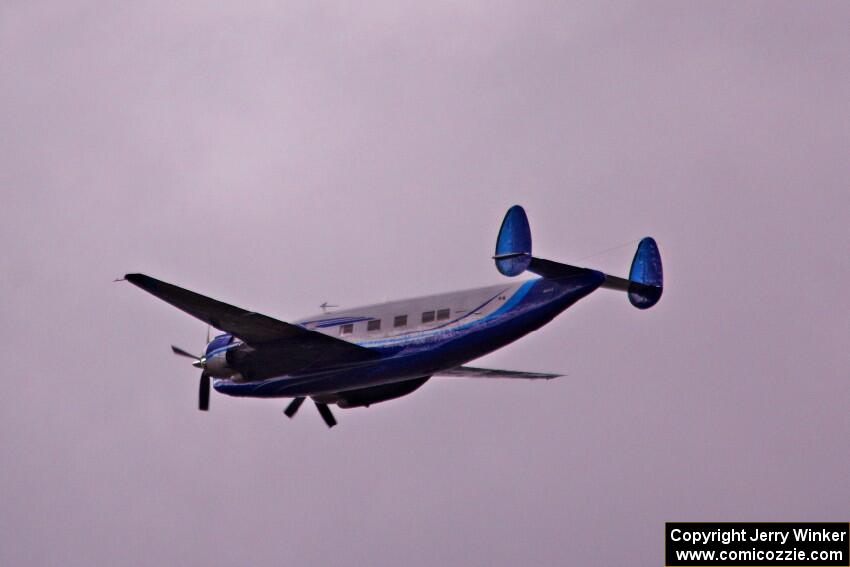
192 358 205 369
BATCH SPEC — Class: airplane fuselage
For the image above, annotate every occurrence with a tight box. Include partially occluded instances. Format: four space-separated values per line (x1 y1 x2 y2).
212 269 605 398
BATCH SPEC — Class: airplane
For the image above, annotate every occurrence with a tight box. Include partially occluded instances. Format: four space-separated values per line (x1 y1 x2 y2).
123 205 663 428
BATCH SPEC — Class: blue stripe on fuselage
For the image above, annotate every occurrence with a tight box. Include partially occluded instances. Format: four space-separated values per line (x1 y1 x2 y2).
301 316 376 328
354 279 537 349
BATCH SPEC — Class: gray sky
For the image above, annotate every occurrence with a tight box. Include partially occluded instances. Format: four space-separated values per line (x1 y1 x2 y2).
2 2 848 565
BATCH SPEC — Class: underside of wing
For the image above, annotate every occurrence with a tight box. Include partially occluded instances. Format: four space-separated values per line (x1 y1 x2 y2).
436 366 562 380
124 274 375 360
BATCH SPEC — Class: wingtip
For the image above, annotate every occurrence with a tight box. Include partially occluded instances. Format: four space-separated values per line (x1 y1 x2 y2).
123 273 151 287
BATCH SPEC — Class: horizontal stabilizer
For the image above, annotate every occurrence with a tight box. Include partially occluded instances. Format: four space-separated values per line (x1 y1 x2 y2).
437 366 561 380
527 257 590 279
527 253 663 310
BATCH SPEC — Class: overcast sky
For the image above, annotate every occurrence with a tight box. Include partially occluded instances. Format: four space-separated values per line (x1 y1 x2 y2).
1 2 848 565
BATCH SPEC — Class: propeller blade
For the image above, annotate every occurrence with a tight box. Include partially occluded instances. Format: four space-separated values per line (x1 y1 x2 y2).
315 402 337 428
283 397 305 418
198 373 210 411
206 325 211 344
172 345 201 360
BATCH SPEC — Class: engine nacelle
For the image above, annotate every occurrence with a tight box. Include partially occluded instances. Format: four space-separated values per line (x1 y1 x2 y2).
203 350 233 377
202 333 240 378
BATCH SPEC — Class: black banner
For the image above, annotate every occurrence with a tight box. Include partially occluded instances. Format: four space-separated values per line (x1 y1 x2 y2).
666 523 849 566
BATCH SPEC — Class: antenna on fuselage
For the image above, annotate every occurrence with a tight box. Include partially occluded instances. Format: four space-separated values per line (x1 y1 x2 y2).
319 302 338 314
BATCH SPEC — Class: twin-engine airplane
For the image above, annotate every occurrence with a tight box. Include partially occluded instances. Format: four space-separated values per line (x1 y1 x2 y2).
124 205 663 427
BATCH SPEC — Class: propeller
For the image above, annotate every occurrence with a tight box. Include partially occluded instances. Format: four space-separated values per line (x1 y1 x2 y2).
171 345 201 360
315 403 337 428
172 325 213 411
283 397 305 418
283 396 337 428
173 326 337 425
198 373 210 411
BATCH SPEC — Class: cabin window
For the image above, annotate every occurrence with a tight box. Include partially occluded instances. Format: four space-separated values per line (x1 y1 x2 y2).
340 323 353 335
421 310 435 323
367 319 381 332
436 308 451 321
393 315 408 328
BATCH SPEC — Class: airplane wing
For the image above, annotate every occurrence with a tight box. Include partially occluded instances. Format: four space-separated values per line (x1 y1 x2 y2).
123 273 374 357
436 366 562 380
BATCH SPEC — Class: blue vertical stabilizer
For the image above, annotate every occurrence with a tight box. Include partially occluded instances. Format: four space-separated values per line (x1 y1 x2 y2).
494 205 532 277
627 237 663 309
